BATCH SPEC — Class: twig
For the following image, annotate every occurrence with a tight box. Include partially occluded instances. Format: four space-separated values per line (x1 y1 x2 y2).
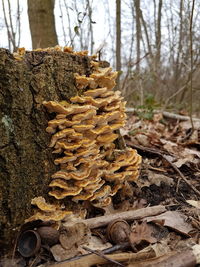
125 107 200 122
189 0 195 131
50 252 140 267
16 0 21 48
127 143 200 197
82 246 125 267
56 243 129 265
63 205 166 229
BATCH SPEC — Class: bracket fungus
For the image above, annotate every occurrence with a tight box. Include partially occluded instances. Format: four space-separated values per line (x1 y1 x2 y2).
26 46 141 222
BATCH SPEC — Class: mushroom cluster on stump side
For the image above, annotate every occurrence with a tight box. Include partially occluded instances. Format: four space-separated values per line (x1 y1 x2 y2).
22 46 142 221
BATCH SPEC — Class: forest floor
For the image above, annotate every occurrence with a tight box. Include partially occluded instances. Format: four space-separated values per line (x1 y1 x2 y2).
1 111 200 267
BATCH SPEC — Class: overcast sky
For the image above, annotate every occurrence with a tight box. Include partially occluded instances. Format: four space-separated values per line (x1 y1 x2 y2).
0 0 116 54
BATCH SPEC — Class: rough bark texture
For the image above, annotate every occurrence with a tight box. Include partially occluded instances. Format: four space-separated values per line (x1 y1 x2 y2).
28 0 58 49
0 48 91 254
116 0 121 90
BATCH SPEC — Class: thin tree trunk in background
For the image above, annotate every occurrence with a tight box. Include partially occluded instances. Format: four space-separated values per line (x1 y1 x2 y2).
116 0 121 90
28 0 58 49
87 0 94 55
155 0 162 70
175 0 183 83
134 0 141 72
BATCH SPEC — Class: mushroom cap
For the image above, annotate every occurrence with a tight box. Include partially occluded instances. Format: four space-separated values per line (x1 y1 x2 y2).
89 125 111 135
89 185 111 201
26 210 72 222
83 87 108 98
43 101 96 116
72 109 96 121
75 74 97 89
97 133 118 144
31 196 57 212
84 179 105 192
72 191 94 202
49 187 82 199
54 155 77 165
63 46 73 53
49 128 75 147
49 179 79 191
55 140 82 151
90 67 112 79
72 124 94 132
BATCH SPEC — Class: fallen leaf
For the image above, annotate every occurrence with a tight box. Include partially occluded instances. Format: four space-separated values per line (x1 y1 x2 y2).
145 211 193 236
151 239 171 257
129 221 157 245
186 200 200 209
136 170 174 187
135 134 149 146
50 244 77 261
85 235 112 251
59 222 90 250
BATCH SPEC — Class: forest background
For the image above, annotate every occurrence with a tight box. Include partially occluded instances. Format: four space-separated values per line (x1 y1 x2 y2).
0 0 199 116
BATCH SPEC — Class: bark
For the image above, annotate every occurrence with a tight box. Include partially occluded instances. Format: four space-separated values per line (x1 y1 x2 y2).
116 0 121 89
155 0 163 70
134 0 141 72
0 48 92 254
28 0 58 49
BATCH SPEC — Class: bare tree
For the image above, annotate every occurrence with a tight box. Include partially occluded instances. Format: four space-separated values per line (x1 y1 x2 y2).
134 0 141 72
2 0 21 51
28 0 58 49
155 0 162 70
116 0 121 89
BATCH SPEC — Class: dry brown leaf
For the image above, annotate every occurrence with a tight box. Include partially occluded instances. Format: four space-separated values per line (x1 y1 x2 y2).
129 221 157 245
50 244 77 261
136 170 174 188
151 239 172 257
186 200 200 209
85 235 112 251
135 134 149 146
59 222 90 250
145 211 193 236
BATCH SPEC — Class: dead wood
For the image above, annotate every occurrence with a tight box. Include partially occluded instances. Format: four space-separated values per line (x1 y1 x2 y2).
49 252 147 267
63 205 166 229
126 108 200 122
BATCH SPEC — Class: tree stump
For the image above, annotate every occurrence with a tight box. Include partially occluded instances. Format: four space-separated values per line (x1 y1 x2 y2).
0 48 92 254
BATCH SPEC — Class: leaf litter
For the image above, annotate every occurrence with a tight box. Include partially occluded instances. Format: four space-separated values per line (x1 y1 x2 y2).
5 111 200 267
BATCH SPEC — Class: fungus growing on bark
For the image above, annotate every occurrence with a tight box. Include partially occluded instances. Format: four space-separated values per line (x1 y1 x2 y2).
33 48 141 215
27 197 72 222
31 196 57 212
42 60 141 207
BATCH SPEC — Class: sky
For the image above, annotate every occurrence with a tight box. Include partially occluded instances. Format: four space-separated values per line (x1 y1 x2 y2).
0 0 116 54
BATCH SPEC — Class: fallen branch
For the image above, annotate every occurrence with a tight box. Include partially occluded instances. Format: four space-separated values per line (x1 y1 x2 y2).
128 244 200 267
63 205 166 229
82 246 125 267
49 251 154 267
125 108 200 122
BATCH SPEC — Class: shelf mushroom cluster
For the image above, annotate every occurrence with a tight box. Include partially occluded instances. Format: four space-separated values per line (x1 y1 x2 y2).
43 62 142 207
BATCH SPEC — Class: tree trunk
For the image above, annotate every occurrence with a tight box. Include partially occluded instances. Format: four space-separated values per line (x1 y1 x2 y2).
116 0 121 90
134 0 141 72
28 0 58 49
0 48 91 254
155 0 163 70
